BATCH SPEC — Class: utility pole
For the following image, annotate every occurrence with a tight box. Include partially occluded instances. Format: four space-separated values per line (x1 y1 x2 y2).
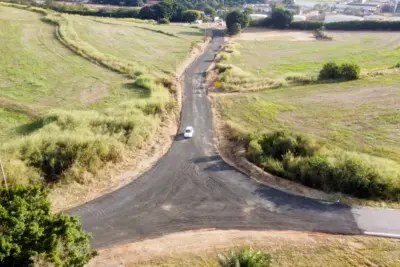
0 160 8 191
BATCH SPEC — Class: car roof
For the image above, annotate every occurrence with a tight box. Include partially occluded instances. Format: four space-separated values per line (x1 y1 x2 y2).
185 126 193 130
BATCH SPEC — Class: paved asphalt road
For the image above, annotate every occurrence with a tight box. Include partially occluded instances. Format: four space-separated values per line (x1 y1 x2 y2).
69 32 400 249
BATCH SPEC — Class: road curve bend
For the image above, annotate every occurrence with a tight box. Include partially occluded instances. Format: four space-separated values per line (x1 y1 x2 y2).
68 32 400 249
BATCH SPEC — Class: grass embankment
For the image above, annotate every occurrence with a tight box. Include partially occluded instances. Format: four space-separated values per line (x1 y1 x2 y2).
213 31 400 202
0 4 203 187
118 233 400 267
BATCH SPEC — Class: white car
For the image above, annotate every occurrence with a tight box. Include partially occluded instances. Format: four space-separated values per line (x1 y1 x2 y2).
184 126 194 138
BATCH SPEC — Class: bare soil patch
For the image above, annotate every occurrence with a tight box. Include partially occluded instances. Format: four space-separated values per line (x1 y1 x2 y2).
80 81 109 105
235 28 315 41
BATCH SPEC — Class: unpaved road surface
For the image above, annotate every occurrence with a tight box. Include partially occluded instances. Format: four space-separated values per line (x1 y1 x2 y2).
69 31 400 249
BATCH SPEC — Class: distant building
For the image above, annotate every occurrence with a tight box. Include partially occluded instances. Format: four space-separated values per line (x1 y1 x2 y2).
336 2 381 13
293 15 306 21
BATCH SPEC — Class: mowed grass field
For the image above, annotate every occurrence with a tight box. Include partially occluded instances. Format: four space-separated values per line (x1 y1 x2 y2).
216 74 400 163
0 4 204 189
227 31 400 80
214 30 400 201
71 16 204 77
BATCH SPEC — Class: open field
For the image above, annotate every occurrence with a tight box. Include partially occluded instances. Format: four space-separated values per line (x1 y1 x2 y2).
226 30 400 80
89 230 400 267
213 29 400 202
70 15 205 77
216 74 400 163
0 6 125 109
0 5 204 200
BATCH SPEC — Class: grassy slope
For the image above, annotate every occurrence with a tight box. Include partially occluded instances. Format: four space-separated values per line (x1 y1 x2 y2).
129 235 400 267
216 74 400 163
227 32 400 80
71 16 204 77
0 5 204 187
0 5 125 108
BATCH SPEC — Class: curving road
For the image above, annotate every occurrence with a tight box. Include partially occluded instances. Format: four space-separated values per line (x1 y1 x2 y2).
69 32 400 249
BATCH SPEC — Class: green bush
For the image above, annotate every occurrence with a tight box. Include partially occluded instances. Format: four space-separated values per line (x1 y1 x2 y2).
182 10 201 22
318 62 342 80
246 131 400 200
257 131 316 160
230 22 242 35
158 18 170 24
0 186 96 266
226 10 250 35
325 20 400 31
318 62 360 81
218 248 272 267
395 63 400 68
340 63 360 80
289 21 323 30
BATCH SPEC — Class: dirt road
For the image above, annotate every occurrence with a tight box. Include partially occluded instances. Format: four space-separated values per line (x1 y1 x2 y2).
68 31 400 249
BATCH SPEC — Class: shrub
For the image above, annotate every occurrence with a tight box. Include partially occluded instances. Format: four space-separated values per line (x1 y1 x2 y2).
290 21 323 30
325 20 400 31
230 22 242 35
340 63 360 80
134 75 154 91
158 18 170 24
246 131 400 200
270 7 293 29
226 10 250 35
218 248 272 267
395 63 400 68
318 62 341 80
182 10 201 22
257 131 316 160
0 186 96 266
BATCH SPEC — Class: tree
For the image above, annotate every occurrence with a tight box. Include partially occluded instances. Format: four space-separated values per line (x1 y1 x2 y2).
152 2 174 19
170 3 188 22
139 5 156 19
182 10 201 22
225 10 250 35
204 6 216 15
0 186 96 267
270 7 293 28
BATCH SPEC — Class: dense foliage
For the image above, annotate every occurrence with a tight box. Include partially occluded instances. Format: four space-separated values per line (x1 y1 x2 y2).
247 131 400 200
289 21 323 30
319 62 360 81
226 10 249 35
324 20 400 31
270 7 293 29
218 248 272 267
0 186 96 266
182 9 201 22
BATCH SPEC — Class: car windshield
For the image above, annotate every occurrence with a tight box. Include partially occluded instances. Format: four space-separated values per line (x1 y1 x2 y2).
185 129 191 133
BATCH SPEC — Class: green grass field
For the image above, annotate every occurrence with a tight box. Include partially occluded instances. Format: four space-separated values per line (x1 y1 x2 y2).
0 4 204 187
215 30 400 201
70 16 204 77
216 74 400 163
226 31 400 80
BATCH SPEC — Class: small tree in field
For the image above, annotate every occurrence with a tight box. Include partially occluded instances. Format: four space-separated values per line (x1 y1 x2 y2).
182 10 201 22
271 7 293 28
226 10 250 35
0 186 97 267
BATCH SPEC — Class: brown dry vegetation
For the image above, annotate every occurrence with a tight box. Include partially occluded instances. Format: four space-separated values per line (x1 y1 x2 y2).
88 230 400 267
